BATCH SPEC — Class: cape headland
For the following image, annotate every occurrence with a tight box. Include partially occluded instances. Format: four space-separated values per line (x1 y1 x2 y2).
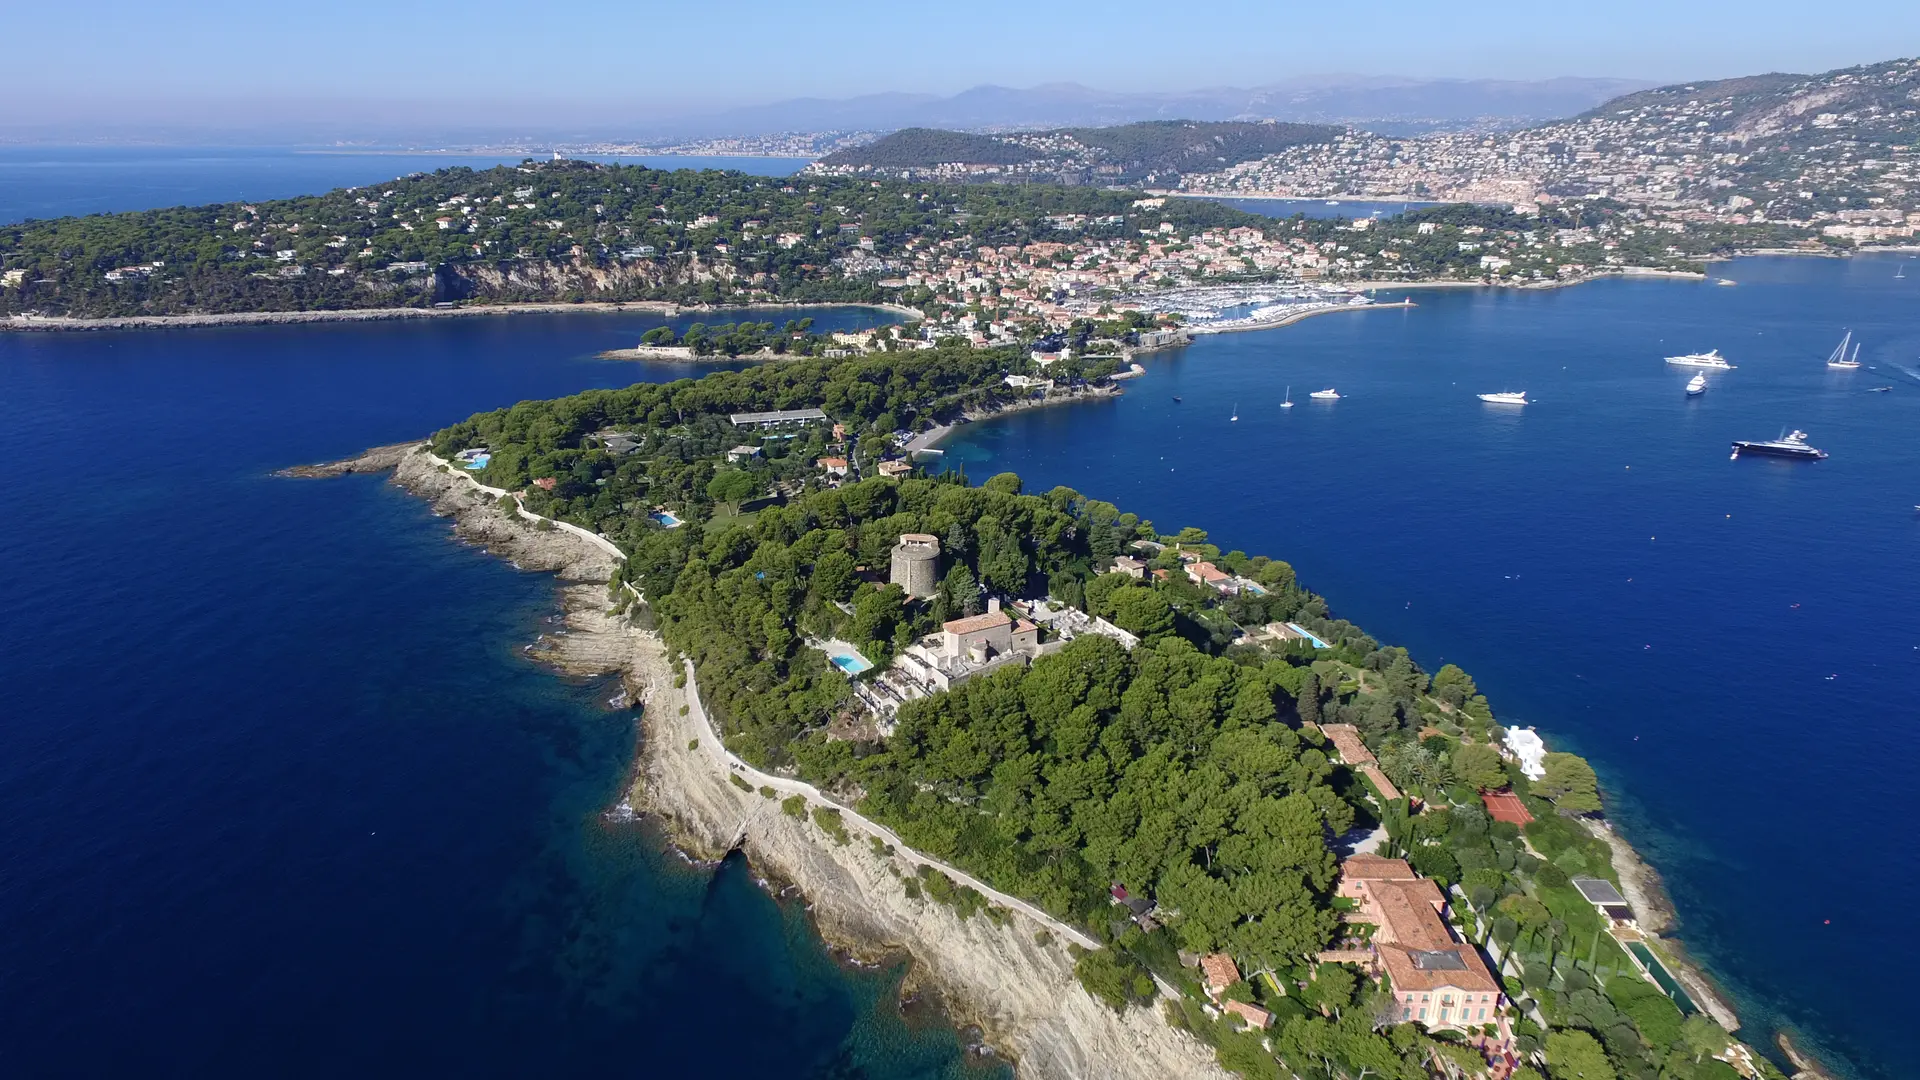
285 343 1791 1080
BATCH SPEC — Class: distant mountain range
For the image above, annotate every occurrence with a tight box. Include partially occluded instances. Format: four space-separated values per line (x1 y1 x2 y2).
666 76 1658 138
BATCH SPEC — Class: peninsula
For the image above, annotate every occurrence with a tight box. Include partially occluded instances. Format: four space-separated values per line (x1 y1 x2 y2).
310 345 1797 1080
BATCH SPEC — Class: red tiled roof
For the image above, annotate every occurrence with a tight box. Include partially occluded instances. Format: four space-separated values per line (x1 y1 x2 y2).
1223 1000 1272 1029
1200 953 1240 991
1371 879 1453 950
1320 723 1376 766
943 610 1011 635
1341 854 1416 881
1378 942 1501 995
1360 764 1402 803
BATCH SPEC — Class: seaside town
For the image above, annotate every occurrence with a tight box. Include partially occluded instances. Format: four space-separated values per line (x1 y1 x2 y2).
1181 58 1920 245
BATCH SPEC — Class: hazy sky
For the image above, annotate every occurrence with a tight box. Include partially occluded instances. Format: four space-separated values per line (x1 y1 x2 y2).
8 0 1919 123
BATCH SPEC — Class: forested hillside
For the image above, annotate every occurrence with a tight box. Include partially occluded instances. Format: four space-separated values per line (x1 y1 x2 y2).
814 119 1338 182
0 158 1260 318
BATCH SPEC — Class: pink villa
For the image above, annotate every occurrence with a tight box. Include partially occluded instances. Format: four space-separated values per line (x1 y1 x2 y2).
1337 855 1508 1036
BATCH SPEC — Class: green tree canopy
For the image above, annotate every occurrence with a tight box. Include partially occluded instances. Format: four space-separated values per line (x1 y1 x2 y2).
1538 752 1602 813
1546 1030 1616 1080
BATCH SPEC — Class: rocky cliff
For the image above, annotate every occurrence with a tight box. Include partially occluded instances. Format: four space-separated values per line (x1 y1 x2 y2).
368 445 1229 1080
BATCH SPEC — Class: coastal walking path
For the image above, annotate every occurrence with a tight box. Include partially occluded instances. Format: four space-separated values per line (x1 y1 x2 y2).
676 656 1103 951
418 446 1104 953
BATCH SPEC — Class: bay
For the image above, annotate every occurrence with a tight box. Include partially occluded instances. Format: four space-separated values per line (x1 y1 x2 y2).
939 254 1920 1080
0 146 809 225
0 306 999 1079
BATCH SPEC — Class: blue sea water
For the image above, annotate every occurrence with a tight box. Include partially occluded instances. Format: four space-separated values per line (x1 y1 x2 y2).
0 146 809 224
939 254 1920 1079
0 307 1000 1079
5 251 1918 1080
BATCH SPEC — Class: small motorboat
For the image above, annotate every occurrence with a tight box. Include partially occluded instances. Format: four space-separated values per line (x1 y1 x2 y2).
1869 386 1893 393
1686 373 1706 397
1309 388 1342 400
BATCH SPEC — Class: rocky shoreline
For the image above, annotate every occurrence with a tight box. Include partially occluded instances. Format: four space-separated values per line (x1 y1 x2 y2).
296 440 1790 1080
1583 820 1747 1036
305 444 1226 1080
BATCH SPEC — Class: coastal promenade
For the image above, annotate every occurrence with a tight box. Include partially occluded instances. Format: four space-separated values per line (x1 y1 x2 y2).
417 447 1104 953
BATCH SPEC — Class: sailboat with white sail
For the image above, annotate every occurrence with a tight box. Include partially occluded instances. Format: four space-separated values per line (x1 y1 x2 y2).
1826 331 1862 370
1280 386 1294 409
1230 402 1238 422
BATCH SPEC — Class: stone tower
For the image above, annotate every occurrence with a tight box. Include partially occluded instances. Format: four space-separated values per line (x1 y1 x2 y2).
890 533 942 599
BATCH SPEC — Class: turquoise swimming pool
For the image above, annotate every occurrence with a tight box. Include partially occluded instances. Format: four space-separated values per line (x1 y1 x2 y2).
463 454 490 470
1284 622 1331 648
1626 942 1697 1014
818 640 872 675
651 511 683 528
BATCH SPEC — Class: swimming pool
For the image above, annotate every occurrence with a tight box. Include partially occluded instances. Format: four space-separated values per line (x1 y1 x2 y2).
815 639 873 675
651 511 683 528
463 454 490 470
1284 622 1331 648
1626 942 1698 1014
830 654 872 674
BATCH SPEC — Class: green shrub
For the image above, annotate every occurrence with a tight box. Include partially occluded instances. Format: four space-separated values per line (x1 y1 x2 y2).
758 785 776 798
728 773 753 792
686 738 699 750
811 806 851 845
1074 947 1156 1011
780 795 807 819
